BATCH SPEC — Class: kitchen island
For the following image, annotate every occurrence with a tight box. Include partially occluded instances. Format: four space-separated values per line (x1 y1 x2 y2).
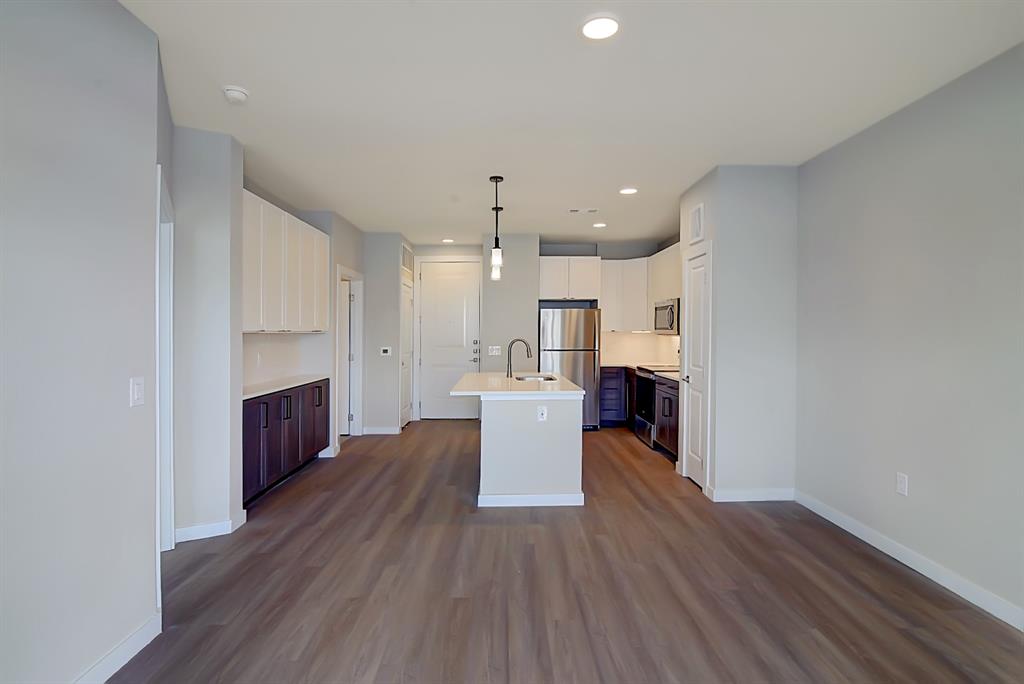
451 372 585 507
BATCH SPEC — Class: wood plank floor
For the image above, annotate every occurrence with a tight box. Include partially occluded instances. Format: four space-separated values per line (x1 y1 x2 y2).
113 422 1022 683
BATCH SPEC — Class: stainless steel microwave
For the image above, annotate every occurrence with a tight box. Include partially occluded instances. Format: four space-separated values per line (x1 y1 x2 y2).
653 298 680 334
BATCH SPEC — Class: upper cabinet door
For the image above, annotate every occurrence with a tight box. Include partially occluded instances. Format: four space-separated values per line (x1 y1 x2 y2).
261 202 286 331
568 257 601 299
600 260 623 331
539 257 569 299
242 191 263 332
621 257 649 332
298 224 317 332
283 215 304 331
313 229 330 332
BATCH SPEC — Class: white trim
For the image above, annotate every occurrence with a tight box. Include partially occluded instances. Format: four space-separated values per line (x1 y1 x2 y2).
712 488 794 502
335 265 364 441
363 426 401 435
476 393 584 401
679 240 714 496
175 520 234 543
316 446 334 458
73 612 161 684
478 492 585 507
413 254 483 421
795 491 1024 631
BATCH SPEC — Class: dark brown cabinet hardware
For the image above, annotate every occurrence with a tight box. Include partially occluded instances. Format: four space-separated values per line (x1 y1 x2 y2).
243 379 330 508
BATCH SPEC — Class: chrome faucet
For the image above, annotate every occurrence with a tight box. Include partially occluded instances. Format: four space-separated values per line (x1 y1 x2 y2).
506 338 533 378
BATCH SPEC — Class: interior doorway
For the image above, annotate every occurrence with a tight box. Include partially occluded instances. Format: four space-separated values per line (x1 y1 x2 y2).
336 266 364 441
155 164 175 617
413 257 482 419
681 243 712 491
399 282 414 427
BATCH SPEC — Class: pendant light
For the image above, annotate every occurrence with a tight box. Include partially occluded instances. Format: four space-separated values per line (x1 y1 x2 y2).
489 175 504 281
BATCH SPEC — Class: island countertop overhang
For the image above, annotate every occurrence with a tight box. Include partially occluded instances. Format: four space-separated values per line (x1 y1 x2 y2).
450 372 584 400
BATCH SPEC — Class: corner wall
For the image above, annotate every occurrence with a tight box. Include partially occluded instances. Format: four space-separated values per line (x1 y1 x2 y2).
0 2 161 679
363 233 403 429
172 127 245 534
480 234 541 373
796 44 1024 622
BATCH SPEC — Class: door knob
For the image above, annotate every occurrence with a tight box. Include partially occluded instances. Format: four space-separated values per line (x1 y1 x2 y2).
682 375 691 383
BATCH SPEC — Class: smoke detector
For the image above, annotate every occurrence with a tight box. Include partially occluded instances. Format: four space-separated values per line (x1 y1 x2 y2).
222 85 249 104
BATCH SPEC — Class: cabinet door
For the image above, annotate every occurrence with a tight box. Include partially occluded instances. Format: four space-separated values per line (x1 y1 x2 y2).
300 381 330 459
264 391 285 485
261 203 286 331
599 367 626 423
280 390 301 472
298 224 317 332
314 230 330 332
241 191 263 332
599 260 623 331
242 399 266 502
568 257 601 299
299 384 317 462
622 257 649 332
283 216 304 331
315 379 330 452
655 387 679 456
538 257 569 299
625 367 637 423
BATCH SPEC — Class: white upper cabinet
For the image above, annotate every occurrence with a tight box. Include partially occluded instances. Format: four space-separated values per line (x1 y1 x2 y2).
242 191 263 332
600 260 623 331
648 243 681 306
600 257 648 332
568 257 601 299
539 257 570 299
539 256 601 300
241 190 330 333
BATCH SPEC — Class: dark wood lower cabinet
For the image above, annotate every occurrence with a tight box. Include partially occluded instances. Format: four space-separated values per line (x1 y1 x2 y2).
654 377 679 458
243 378 330 507
625 367 637 426
599 366 627 426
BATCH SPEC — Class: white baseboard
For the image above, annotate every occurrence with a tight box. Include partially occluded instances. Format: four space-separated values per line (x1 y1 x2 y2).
712 487 794 502
318 446 335 458
795 491 1023 631
363 426 400 435
478 492 585 507
175 520 233 543
74 612 161 683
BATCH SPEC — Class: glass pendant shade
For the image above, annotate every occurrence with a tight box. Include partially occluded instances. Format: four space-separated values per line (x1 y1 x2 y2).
491 247 503 267
490 264 502 281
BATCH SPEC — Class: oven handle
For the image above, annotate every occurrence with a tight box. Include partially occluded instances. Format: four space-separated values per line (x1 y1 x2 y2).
636 369 656 379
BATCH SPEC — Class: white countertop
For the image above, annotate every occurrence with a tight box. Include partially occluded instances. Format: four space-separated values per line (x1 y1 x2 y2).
655 371 681 382
451 372 584 399
242 374 328 400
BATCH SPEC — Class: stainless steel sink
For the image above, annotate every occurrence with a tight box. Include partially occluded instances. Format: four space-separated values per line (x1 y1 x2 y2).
514 374 557 382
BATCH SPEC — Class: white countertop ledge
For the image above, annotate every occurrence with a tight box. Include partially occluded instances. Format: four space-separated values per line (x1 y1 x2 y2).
242 374 329 400
450 372 584 400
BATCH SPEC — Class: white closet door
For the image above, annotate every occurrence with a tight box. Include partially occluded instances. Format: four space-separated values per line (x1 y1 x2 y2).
314 230 330 331
241 191 263 332
283 215 303 331
261 203 286 331
600 260 623 331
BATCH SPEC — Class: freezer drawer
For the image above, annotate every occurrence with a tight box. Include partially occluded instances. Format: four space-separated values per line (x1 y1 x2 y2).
539 350 599 427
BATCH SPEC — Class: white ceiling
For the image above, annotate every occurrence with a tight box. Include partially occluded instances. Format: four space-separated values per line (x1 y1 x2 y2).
123 1 1023 245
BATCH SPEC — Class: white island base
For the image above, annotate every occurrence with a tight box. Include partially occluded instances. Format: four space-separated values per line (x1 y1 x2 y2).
451 372 585 507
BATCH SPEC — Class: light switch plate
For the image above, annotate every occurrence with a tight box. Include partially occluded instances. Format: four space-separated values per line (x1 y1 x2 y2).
896 472 909 496
380 347 392 356
129 376 145 407
488 346 501 356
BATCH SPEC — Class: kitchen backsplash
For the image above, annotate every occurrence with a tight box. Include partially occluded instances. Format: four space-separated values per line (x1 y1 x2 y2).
601 331 680 367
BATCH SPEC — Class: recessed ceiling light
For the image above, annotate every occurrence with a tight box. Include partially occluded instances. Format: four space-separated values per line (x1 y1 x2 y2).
222 85 249 104
593 223 607 228
582 16 619 40
619 187 638 195
442 238 454 243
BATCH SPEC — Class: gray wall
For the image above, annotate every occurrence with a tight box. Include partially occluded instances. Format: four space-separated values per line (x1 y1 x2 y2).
796 45 1024 610
481 234 541 373
157 55 173 192
363 233 403 428
0 1 161 680
172 127 245 532
540 239 662 259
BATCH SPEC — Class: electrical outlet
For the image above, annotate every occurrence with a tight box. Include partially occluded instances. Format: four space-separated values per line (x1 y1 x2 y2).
129 376 145 407
537 405 548 422
896 472 909 496
380 346 392 356
488 346 501 356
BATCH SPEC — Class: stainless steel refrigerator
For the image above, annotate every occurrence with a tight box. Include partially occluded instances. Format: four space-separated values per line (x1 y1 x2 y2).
539 307 601 428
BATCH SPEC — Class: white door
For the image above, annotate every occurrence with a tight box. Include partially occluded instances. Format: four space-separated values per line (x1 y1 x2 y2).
241 191 263 332
400 282 414 427
568 257 601 299
337 277 351 437
682 248 711 487
283 215 303 331
419 262 481 418
622 257 649 332
261 203 285 331
599 260 622 331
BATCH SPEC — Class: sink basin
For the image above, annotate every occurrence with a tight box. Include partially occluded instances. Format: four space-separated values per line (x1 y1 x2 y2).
514 374 557 382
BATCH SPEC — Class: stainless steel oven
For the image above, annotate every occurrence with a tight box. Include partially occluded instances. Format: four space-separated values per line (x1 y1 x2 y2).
653 298 680 335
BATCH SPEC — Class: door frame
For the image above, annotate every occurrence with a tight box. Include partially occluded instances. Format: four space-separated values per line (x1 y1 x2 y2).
412 255 482 421
154 164 175 613
678 240 715 500
336 264 364 439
